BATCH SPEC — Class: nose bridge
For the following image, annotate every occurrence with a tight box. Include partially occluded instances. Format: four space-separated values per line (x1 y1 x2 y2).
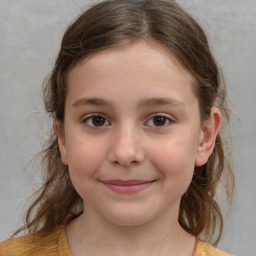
113 122 137 154
109 121 143 166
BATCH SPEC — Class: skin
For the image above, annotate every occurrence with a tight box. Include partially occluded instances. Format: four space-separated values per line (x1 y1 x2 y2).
55 40 221 256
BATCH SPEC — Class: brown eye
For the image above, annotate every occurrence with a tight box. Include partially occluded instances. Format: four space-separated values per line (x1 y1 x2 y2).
92 116 106 126
152 116 168 126
84 115 110 127
146 114 172 127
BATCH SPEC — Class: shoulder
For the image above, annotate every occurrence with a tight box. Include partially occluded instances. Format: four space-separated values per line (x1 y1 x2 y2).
194 240 233 256
0 226 65 256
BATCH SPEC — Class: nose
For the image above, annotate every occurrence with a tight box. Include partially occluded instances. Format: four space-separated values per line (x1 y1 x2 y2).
108 125 144 167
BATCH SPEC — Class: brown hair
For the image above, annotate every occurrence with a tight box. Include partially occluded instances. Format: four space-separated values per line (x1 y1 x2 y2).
15 0 234 245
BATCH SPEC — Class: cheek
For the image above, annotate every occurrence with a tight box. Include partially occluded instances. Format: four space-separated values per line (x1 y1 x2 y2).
149 136 197 190
65 137 106 192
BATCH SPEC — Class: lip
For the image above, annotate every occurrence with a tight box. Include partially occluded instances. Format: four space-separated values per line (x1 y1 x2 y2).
100 180 156 194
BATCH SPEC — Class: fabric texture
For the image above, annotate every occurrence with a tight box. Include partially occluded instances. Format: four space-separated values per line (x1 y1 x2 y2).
0 225 232 256
0 226 71 256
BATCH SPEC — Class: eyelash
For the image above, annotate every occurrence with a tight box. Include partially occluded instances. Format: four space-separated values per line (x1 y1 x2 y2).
82 113 174 129
145 114 173 127
82 114 110 127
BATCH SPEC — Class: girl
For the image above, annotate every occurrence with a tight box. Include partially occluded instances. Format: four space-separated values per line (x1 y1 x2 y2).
0 0 234 255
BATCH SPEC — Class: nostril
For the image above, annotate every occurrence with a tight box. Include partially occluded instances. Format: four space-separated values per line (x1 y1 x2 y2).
113 159 139 167
108 139 144 166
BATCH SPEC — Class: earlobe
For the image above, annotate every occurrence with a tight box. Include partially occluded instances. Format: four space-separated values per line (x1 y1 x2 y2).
195 107 222 167
53 120 68 165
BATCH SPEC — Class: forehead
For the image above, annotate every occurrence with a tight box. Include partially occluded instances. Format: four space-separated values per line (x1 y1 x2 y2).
66 40 197 106
69 39 193 82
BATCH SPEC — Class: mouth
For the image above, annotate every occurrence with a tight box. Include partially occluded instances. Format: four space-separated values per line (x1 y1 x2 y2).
100 179 156 194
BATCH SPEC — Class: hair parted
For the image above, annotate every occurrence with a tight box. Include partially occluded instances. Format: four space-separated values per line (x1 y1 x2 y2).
15 0 234 245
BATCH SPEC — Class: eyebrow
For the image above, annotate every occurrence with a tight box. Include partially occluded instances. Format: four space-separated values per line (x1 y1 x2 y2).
137 97 186 108
73 97 113 107
72 97 186 108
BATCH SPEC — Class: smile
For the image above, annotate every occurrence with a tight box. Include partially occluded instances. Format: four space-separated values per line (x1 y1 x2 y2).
100 180 156 194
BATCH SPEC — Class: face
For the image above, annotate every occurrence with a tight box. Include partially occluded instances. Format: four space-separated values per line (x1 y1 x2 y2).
56 40 214 227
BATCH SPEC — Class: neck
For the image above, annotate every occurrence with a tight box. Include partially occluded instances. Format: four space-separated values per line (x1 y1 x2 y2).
65 204 196 256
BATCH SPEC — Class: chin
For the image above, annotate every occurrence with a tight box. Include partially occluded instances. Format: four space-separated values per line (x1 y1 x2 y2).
108 215 152 227
101 205 157 227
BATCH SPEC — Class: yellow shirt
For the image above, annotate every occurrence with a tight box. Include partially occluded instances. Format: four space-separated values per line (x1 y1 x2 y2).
0 226 232 256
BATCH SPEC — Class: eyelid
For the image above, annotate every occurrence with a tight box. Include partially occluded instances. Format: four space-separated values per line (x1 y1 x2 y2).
82 113 111 127
145 113 174 127
81 112 174 128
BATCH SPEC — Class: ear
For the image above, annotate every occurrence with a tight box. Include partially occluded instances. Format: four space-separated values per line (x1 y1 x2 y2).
195 107 222 166
53 120 68 165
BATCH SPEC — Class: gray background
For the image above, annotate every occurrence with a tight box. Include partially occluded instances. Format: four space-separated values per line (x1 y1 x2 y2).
0 0 255 255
